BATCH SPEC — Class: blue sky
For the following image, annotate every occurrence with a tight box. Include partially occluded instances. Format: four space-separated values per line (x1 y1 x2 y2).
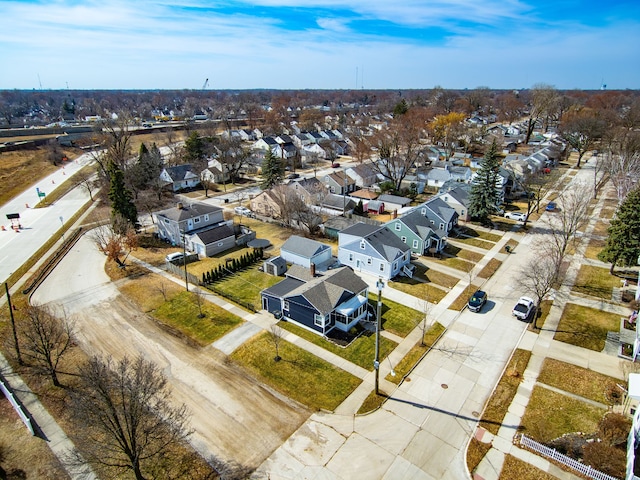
0 0 638 90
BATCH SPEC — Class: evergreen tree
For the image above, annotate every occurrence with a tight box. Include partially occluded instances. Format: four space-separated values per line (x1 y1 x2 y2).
202 272 207 284
468 140 501 225
393 99 409 116
183 132 206 164
260 149 285 190
353 199 365 216
598 187 640 274
107 160 138 233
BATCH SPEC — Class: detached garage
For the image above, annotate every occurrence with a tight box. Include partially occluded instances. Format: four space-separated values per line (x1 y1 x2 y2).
280 235 332 269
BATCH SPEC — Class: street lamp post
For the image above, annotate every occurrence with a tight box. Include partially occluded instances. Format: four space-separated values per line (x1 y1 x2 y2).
375 278 384 395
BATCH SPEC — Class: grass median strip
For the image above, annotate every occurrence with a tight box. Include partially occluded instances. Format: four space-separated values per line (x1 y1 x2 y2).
231 332 361 411
369 293 427 338
278 321 397 370
387 322 445 384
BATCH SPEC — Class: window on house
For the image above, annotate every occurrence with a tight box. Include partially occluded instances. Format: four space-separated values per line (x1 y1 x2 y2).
401 236 407 243
395 222 401 231
367 257 372 265
218 242 223 246
412 240 418 248
314 314 324 327
164 218 170 224
393 261 397 270
421 208 426 215
461 210 465 216
193 217 201 224
349 253 353 261
283 300 289 311
440 223 445 230
204 214 209 221
360 241 365 249
379 263 385 271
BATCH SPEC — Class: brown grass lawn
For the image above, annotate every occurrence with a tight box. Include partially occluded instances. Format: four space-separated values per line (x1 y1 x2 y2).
499 455 557 480
479 349 531 435
467 438 492 476
584 237 606 260
448 284 476 311
0 399 68 479
554 303 621 351
413 263 460 289
519 386 606 443
572 264 620 300
477 258 502 279
0 146 80 206
591 220 610 237
455 225 502 243
537 358 622 405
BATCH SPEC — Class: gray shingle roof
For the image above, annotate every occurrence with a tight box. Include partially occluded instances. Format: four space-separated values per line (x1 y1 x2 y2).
155 202 222 222
193 224 234 244
281 235 331 258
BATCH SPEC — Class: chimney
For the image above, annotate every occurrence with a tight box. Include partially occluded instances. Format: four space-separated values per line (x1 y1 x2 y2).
310 262 316 277
177 202 184 210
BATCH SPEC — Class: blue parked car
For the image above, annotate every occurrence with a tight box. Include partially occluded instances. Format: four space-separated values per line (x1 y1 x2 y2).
546 202 557 211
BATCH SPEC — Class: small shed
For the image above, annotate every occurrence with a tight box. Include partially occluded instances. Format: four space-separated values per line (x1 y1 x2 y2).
263 256 288 276
364 200 384 214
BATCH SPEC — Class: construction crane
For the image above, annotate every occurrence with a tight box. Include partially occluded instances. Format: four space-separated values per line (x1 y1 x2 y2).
202 78 209 90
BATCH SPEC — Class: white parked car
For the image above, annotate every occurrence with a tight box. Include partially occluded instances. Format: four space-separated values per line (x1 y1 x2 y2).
234 206 253 216
504 211 528 222
165 252 184 263
512 296 535 320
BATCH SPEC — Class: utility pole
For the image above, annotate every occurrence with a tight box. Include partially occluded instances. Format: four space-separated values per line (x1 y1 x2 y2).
5 282 22 365
374 278 384 395
181 228 188 291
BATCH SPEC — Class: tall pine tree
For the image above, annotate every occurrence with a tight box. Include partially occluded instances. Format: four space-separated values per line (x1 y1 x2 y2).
598 187 640 274
260 149 285 190
108 159 138 233
468 140 501 225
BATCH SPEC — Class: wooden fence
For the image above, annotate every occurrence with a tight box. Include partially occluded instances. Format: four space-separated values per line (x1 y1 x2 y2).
518 434 620 480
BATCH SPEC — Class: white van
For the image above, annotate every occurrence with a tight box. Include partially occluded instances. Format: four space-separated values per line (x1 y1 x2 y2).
165 252 184 263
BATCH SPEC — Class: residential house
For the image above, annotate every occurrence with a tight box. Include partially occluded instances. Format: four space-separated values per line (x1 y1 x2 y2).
449 166 472 183
418 197 459 234
250 190 283 218
159 164 200 192
318 194 357 216
377 194 412 213
437 184 472 222
338 223 412 280
323 171 356 195
346 163 379 188
280 235 333 269
154 202 251 257
200 166 230 185
302 143 327 160
387 210 448 256
289 177 328 205
261 265 369 336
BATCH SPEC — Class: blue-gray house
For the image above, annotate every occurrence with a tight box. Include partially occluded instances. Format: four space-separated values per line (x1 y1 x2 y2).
261 265 369 336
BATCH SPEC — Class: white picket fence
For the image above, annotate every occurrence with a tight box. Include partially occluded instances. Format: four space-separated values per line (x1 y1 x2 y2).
518 434 620 480
0 373 35 435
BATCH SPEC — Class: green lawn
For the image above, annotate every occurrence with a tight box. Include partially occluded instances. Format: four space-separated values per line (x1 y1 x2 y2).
417 264 460 289
209 265 281 308
554 303 621 351
389 278 448 305
572 264 620 300
519 386 606 443
231 332 361 411
368 293 424 337
153 290 244 346
278 321 397 370
455 226 502 243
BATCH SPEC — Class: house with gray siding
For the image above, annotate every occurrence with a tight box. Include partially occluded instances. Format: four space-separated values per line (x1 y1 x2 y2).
338 223 412 280
261 265 369 336
154 202 251 258
280 235 333 269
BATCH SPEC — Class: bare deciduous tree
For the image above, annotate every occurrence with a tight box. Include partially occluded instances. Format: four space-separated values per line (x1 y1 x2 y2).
269 325 284 361
547 181 592 257
91 223 138 268
70 355 193 480
20 304 74 387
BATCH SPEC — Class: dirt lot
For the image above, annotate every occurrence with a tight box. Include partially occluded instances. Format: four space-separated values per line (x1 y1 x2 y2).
31 235 309 471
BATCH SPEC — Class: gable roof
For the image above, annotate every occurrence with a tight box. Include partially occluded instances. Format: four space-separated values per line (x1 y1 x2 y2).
341 223 410 262
281 235 331 258
394 210 438 241
378 194 412 205
422 197 457 224
163 164 197 182
155 202 222 222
